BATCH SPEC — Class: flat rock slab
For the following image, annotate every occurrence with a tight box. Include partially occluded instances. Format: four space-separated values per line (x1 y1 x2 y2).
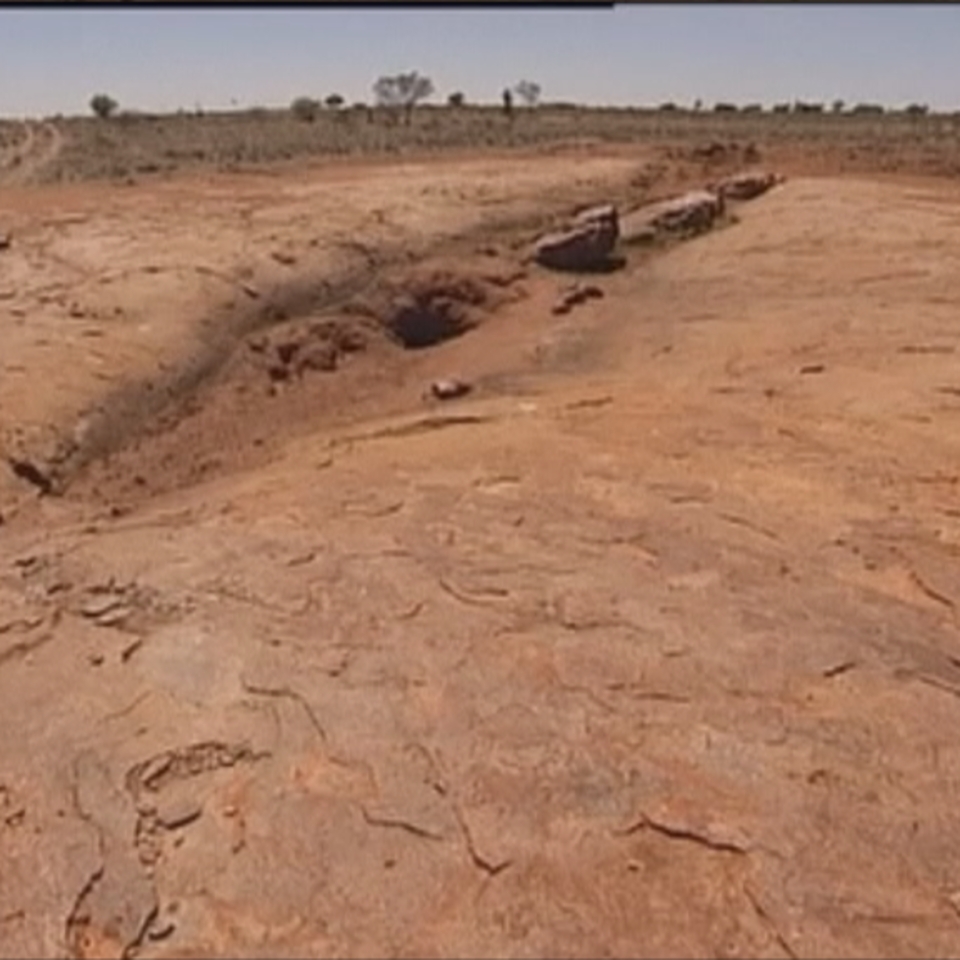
621 189 724 242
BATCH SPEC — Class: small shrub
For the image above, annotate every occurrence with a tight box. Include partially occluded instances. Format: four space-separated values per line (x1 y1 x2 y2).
90 94 118 119
447 91 466 108
325 93 345 110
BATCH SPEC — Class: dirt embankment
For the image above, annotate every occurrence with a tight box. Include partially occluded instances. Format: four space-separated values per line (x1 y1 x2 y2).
0 149 642 505
0 141 759 517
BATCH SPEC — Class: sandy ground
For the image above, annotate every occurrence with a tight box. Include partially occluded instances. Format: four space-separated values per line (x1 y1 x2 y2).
3 149 960 958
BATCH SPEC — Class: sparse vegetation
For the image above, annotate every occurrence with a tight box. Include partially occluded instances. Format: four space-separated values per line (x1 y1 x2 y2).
291 97 321 123
90 94 119 120
17 98 960 186
372 71 434 125
514 80 542 108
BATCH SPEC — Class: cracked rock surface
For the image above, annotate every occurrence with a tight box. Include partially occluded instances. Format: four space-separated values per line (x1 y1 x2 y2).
3 161 960 958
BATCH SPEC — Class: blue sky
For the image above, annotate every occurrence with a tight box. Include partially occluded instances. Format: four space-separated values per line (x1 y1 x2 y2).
0 5 956 117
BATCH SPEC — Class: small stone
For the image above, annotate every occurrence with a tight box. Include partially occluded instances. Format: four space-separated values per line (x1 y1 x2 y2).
148 919 176 942
94 606 133 627
139 755 174 789
156 796 203 830
81 595 125 618
713 170 780 202
430 378 472 401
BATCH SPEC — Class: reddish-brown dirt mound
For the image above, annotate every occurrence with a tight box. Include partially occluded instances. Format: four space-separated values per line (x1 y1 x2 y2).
246 316 374 383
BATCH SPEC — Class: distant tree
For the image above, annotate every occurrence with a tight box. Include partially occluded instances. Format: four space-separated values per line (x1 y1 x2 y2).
741 103 763 114
502 87 514 119
373 71 434 125
693 98 703 112
658 102 679 112
905 102 929 116
90 93 118 119
291 96 321 122
514 80 542 108
325 93 345 110
447 91 466 108
772 102 791 114
713 102 738 113
831 99 846 114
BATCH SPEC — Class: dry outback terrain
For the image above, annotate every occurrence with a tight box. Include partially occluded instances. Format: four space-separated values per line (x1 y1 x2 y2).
3 111 960 959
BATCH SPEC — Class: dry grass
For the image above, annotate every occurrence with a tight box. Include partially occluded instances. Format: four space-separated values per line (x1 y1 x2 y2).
5 105 960 184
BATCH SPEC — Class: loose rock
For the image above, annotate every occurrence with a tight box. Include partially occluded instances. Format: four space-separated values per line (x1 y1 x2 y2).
534 205 619 272
430 378 472 401
713 171 782 202
156 796 203 830
637 190 724 237
620 191 725 245
5 457 54 495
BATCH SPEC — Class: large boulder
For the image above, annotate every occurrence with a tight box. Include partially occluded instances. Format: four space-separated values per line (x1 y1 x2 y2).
534 205 619 272
620 190 724 243
712 171 781 201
